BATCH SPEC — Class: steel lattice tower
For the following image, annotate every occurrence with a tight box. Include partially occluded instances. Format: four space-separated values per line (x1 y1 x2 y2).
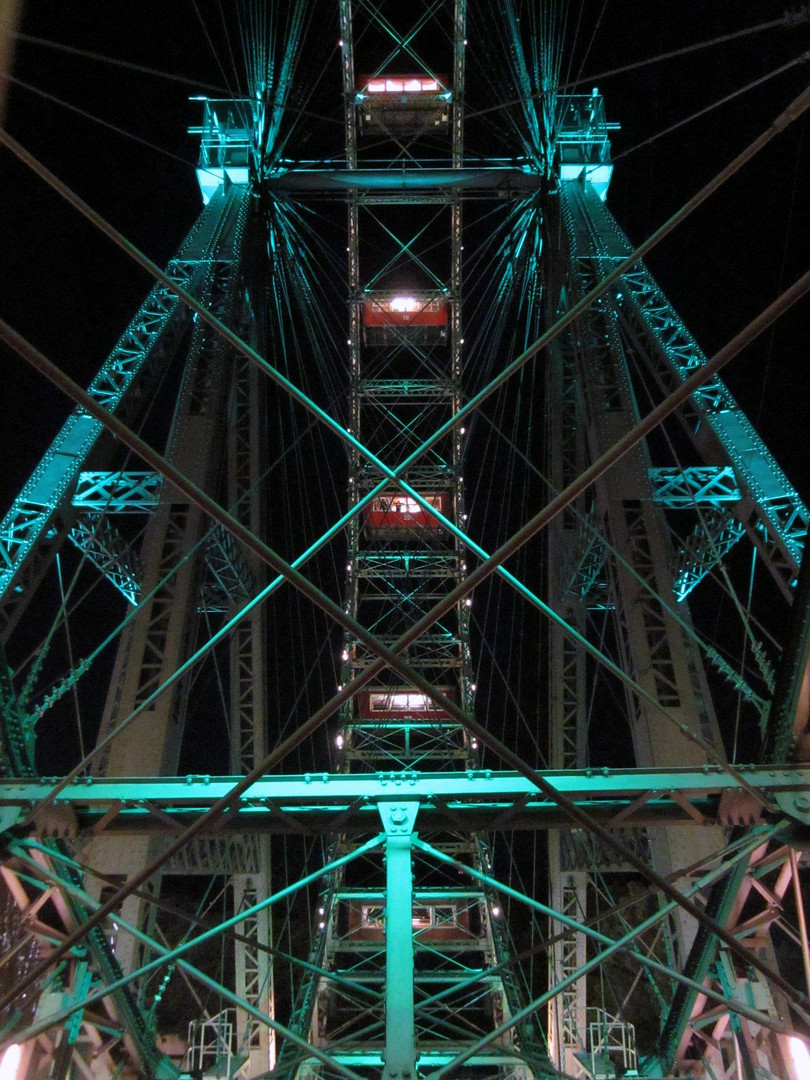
1 6 810 1080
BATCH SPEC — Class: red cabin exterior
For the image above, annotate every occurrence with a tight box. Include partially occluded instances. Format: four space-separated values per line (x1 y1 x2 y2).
360 75 445 95
362 296 448 328
357 75 450 135
364 492 448 535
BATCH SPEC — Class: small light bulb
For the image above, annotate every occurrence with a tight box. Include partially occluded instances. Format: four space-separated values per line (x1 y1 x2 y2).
492 906 500 918
336 733 345 749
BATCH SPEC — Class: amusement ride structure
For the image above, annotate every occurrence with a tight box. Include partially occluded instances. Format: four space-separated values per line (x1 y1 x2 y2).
1 4 810 1080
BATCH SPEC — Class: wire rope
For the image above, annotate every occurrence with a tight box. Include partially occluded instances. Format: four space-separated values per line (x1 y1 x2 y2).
612 50 810 165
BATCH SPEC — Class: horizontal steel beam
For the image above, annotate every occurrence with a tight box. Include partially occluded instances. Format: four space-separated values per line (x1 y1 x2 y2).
264 166 544 193
4 766 807 837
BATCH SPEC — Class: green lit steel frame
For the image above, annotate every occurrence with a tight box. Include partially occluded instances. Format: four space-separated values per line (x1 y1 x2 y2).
0 187 245 636
281 4 554 1079
543 140 810 1075
0 181 276 1078
0 7 809 1080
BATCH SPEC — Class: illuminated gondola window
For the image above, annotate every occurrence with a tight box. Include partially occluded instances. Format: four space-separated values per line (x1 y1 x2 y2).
369 690 441 713
367 77 439 93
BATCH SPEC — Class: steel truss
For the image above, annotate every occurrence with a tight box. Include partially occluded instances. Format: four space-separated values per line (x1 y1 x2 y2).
0 6 809 1080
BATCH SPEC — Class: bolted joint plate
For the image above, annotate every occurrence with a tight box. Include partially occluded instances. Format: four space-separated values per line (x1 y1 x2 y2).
775 790 810 825
378 799 419 835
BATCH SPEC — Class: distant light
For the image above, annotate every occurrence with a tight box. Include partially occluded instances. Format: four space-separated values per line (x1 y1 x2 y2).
336 733 345 749
790 1037 810 1079
318 921 325 930
0 1045 21 1080
491 906 500 918
390 296 419 313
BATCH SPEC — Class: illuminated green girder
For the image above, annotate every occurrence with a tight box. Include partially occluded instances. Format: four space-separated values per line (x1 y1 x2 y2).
0 186 246 636
1 765 807 836
576 183 809 597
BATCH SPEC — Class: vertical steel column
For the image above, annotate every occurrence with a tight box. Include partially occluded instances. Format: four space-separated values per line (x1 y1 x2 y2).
379 801 419 1080
227 352 274 1074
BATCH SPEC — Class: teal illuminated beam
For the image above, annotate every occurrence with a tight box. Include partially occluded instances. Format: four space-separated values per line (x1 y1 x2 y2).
3 835 385 1079
3 267 809 1021
2 253 807 845
1 104 806 709
2 765 809 834
414 825 795 1080
4 147 810 1023
378 801 420 1080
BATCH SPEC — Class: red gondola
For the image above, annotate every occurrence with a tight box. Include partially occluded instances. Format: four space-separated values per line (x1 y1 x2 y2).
364 492 448 535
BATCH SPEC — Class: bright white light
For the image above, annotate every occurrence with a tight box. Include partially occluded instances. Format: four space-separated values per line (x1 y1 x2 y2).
390 296 419 313
335 734 345 749
491 906 500 918
0 1045 21 1080
790 1037 810 1079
